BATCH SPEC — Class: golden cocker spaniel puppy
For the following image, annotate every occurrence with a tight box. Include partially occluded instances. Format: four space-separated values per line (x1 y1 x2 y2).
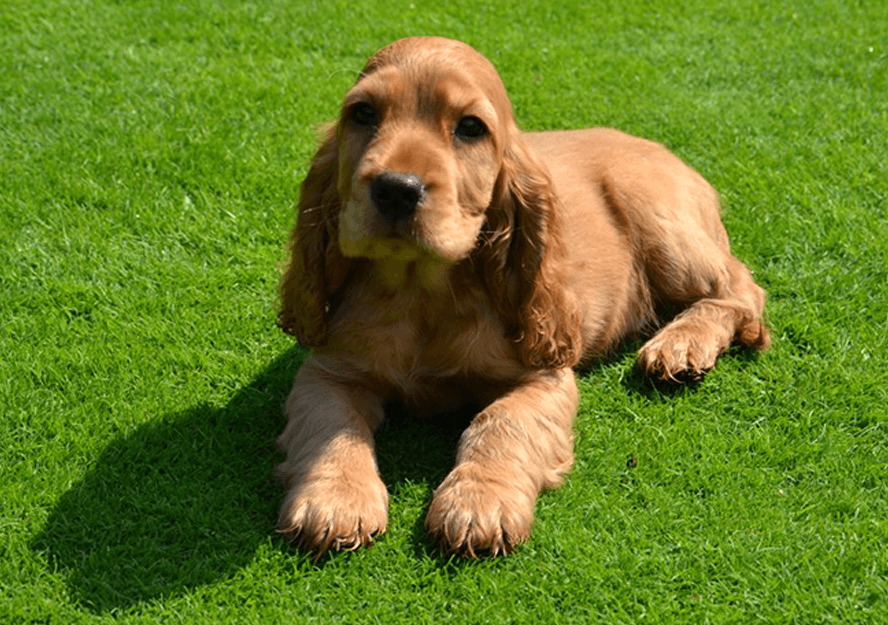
275 37 769 556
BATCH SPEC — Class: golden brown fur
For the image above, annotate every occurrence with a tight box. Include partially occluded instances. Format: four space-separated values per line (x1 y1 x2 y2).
275 37 769 557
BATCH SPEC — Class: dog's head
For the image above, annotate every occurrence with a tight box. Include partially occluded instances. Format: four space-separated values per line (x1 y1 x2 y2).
337 37 511 265
279 37 581 368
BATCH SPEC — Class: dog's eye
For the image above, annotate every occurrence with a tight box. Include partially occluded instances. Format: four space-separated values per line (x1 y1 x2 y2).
455 116 487 139
351 103 378 126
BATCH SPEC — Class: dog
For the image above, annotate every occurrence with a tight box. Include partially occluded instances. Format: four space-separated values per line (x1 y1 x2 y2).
274 37 769 557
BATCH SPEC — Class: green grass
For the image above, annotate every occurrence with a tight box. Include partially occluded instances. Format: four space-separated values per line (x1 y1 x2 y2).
2 0 886 622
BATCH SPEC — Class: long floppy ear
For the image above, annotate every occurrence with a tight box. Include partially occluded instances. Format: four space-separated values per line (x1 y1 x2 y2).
478 131 583 369
277 127 351 346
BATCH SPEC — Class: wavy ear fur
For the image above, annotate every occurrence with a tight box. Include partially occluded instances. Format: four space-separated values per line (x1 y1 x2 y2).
278 127 351 346
479 131 583 369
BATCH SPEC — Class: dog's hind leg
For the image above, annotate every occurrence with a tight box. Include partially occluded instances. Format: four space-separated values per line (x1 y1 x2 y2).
601 149 770 381
637 253 770 381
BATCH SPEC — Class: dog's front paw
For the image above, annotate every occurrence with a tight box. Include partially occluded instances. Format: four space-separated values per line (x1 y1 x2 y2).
425 464 536 557
276 468 389 555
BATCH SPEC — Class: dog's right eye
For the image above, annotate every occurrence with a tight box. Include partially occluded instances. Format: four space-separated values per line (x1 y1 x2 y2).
351 103 378 126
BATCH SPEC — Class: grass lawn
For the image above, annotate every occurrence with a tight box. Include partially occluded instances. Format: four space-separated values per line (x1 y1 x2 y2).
2 0 886 622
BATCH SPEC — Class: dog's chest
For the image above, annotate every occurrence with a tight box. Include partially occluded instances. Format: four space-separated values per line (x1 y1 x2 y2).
332 284 521 392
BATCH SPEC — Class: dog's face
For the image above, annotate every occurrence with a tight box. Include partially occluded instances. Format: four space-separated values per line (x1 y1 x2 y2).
334 38 513 266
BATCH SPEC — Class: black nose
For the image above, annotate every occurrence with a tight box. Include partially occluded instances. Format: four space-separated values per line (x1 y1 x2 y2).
370 172 425 221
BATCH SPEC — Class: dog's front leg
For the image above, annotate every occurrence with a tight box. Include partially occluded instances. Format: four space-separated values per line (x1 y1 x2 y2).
275 357 388 554
425 368 578 556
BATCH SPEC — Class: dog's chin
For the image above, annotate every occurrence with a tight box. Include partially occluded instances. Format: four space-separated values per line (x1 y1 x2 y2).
339 235 428 262
339 236 457 291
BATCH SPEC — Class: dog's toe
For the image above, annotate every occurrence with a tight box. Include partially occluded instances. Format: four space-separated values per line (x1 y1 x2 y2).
277 471 389 556
425 464 535 557
638 328 721 383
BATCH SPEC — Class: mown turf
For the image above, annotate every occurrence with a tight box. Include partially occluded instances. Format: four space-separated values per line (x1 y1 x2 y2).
2 0 886 623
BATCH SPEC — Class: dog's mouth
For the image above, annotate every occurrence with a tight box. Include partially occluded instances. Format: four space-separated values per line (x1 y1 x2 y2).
338 230 453 291
339 196 459 263
338 225 431 265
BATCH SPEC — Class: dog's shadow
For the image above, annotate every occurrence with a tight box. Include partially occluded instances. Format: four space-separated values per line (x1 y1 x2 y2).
32 346 477 612
32 347 307 613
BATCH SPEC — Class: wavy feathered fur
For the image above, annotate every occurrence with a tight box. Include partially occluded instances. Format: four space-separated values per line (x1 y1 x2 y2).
273 37 770 557
477 132 583 369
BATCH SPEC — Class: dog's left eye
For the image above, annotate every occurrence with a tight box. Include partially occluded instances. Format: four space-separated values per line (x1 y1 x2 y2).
455 116 487 139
